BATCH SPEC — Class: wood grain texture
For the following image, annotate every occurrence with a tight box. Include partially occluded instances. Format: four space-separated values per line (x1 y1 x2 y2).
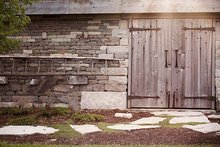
26 0 220 15
129 18 215 109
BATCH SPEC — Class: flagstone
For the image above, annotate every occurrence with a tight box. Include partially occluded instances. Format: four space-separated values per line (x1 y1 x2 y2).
0 126 58 135
169 116 210 124
207 114 220 119
183 123 220 133
70 124 102 134
151 111 204 117
107 124 160 131
114 113 133 119
130 117 166 125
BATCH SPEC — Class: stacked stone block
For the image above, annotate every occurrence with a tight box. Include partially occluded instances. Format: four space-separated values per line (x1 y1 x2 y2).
0 15 129 110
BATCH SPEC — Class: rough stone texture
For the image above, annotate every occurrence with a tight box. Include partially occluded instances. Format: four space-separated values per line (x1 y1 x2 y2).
81 92 127 109
53 85 72 93
0 76 7 84
0 126 58 135
104 84 127 92
107 124 160 131
107 46 128 54
108 76 127 84
67 76 88 85
208 114 220 119
114 113 133 119
169 116 210 124
183 123 220 133
131 117 166 125
70 124 102 134
0 16 129 110
101 68 127 76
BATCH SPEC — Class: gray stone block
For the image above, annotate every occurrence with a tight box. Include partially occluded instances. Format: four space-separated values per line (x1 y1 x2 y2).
101 68 127 75
81 92 127 110
108 76 127 84
0 76 7 84
68 76 88 85
53 85 72 93
104 84 127 92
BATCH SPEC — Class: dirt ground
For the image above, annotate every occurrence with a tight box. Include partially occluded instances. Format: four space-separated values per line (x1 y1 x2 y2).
0 109 220 145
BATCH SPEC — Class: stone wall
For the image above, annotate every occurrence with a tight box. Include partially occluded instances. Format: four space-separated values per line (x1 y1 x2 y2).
0 15 129 110
216 19 220 111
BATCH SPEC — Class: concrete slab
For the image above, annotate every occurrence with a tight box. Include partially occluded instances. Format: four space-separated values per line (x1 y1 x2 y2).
130 117 166 125
183 123 220 133
107 124 160 131
81 92 127 109
169 116 210 124
70 124 102 134
0 126 58 135
207 114 220 119
151 111 204 117
114 113 132 119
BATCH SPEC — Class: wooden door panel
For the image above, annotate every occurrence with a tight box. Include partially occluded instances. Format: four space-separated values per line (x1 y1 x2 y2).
128 19 215 109
129 19 171 108
174 19 215 109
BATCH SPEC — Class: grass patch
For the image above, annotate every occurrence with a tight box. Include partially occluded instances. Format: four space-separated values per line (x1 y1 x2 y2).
50 124 81 138
0 142 219 147
71 113 104 124
38 107 71 118
8 116 37 125
0 107 32 116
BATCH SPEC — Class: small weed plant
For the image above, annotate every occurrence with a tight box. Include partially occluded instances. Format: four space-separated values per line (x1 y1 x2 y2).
72 112 104 123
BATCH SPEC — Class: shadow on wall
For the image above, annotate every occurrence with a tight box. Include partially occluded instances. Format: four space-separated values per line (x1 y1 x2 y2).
24 76 65 95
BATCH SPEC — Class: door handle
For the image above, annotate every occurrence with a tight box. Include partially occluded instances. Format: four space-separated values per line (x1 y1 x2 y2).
175 50 178 68
165 50 168 68
173 91 176 108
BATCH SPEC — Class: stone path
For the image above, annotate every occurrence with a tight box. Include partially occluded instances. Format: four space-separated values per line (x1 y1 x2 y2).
70 124 102 134
1 111 220 135
114 113 133 119
130 117 166 125
169 116 210 124
107 124 160 131
0 126 58 135
183 123 220 133
208 114 220 119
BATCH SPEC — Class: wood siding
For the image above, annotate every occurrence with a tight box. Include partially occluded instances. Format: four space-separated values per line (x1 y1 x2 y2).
129 19 215 109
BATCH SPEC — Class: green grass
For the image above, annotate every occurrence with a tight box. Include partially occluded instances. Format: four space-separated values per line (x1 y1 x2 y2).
0 107 32 116
71 113 104 124
8 116 37 125
38 107 71 118
50 124 81 138
0 142 219 147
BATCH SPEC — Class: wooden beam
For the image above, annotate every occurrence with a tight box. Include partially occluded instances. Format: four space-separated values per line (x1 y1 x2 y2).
26 0 220 15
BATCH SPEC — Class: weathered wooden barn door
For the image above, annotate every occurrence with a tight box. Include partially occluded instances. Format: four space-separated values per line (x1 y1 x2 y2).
172 19 215 109
128 19 215 109
128 19 172 108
